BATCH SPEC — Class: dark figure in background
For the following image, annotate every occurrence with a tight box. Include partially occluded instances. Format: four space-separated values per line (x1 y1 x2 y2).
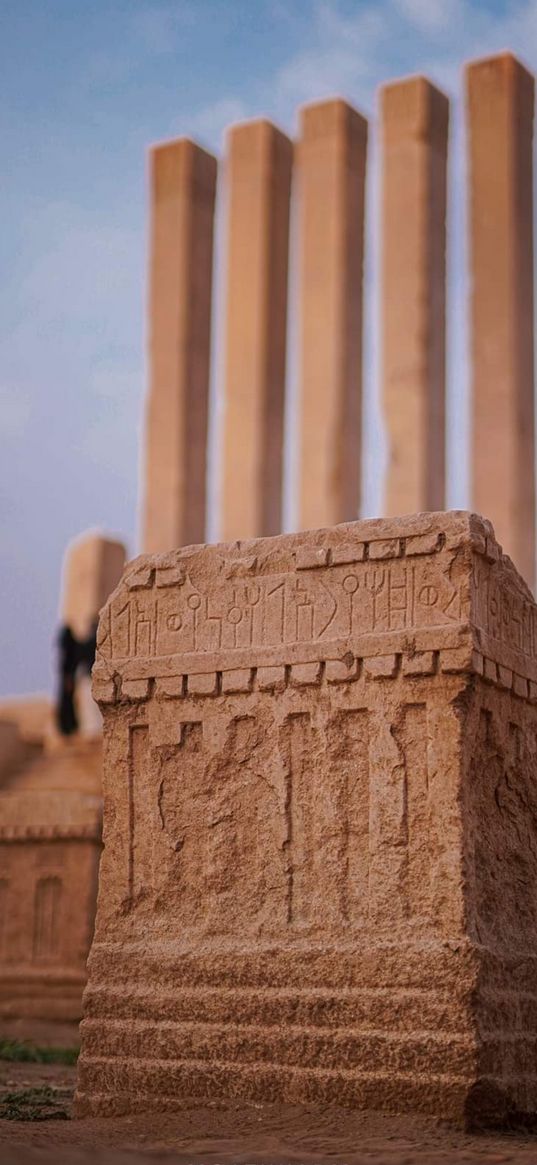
56 617 98 736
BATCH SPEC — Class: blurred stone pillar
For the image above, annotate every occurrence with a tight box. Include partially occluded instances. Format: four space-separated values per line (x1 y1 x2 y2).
142 139 217 554
221 120 292 541
467 54 535 589
61 533 126 736
297 99 368 530
380 77 448 516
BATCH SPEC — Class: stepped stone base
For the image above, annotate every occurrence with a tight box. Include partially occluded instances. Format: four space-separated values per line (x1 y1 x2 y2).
76 513 537 1126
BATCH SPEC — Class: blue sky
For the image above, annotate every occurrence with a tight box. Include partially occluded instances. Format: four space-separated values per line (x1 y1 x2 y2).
1 0 536 697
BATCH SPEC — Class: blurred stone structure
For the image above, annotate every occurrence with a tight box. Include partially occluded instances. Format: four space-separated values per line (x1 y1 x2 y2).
142 140 217 554
0 533 125 1022
77 511 537 1126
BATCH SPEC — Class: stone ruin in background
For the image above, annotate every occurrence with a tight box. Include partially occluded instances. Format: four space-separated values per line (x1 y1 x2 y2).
77 511 537 1126
0 534 124 1023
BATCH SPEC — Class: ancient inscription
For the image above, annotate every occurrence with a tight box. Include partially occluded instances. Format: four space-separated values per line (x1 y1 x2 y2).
473 557 537 660
107 556 464 666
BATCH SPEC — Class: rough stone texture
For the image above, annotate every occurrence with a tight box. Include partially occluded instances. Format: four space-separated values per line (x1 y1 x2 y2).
380 78 448 517
298 99 367 530
142 139 217 554
466 54 535 590
0 736 102 1021
62 533 126 642
221 120 292 541
76 511 537 1127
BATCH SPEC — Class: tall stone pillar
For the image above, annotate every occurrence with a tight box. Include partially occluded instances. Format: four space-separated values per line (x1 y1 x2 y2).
62 533 126 641
142 139 217 554
61 533 126 736
467 54 535 589
297 99 368 530
380 77 448 516
221 120 292 542
60 531 126 731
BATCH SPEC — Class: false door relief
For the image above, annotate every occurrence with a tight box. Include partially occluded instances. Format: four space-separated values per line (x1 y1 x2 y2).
99 677 463 945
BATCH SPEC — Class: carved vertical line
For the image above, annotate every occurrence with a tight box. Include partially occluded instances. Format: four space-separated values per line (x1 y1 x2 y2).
128 725 149 905
395 704 429 918
327 709 370 925
281 713 311 926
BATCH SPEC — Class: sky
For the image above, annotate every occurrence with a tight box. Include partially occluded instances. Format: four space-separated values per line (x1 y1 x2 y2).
1 0 536 698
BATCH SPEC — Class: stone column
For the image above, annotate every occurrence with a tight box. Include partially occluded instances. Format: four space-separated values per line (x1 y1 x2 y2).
62 533 126 736
62 533 126 641
467 54 535 589
221 120 292 542
380 77 448 516
142 139 217 554
297 99 368 530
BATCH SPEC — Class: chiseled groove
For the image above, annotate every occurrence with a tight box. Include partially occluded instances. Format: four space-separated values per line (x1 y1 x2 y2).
85 983 460 999
81 1017 473 1044
80 1053 474 1083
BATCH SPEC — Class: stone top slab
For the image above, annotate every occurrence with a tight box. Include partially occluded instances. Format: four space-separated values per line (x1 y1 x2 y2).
92 512 537 703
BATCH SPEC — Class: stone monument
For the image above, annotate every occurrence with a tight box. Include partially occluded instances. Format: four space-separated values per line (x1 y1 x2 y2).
0 532 126 1022
76 511 537 1126
0 741 102 1021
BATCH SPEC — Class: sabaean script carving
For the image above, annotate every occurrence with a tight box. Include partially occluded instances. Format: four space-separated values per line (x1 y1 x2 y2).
106 552 465 666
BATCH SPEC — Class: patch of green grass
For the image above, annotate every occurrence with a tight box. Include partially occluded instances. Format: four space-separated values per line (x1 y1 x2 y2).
0 1039 78 1066
0 1086 70 1121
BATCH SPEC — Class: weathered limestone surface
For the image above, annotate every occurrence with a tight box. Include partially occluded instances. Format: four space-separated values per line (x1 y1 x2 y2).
467 54 535 590
381 78 448 516
298 99 367 529
221 120 292 541
0 738 102 1021
142 139 217 554
77 512 537 1126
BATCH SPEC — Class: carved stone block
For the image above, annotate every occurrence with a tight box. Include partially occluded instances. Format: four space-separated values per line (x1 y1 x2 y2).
76 512 537 1126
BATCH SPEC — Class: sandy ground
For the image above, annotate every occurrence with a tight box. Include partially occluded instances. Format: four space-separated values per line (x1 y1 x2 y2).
3 1060 537 1164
